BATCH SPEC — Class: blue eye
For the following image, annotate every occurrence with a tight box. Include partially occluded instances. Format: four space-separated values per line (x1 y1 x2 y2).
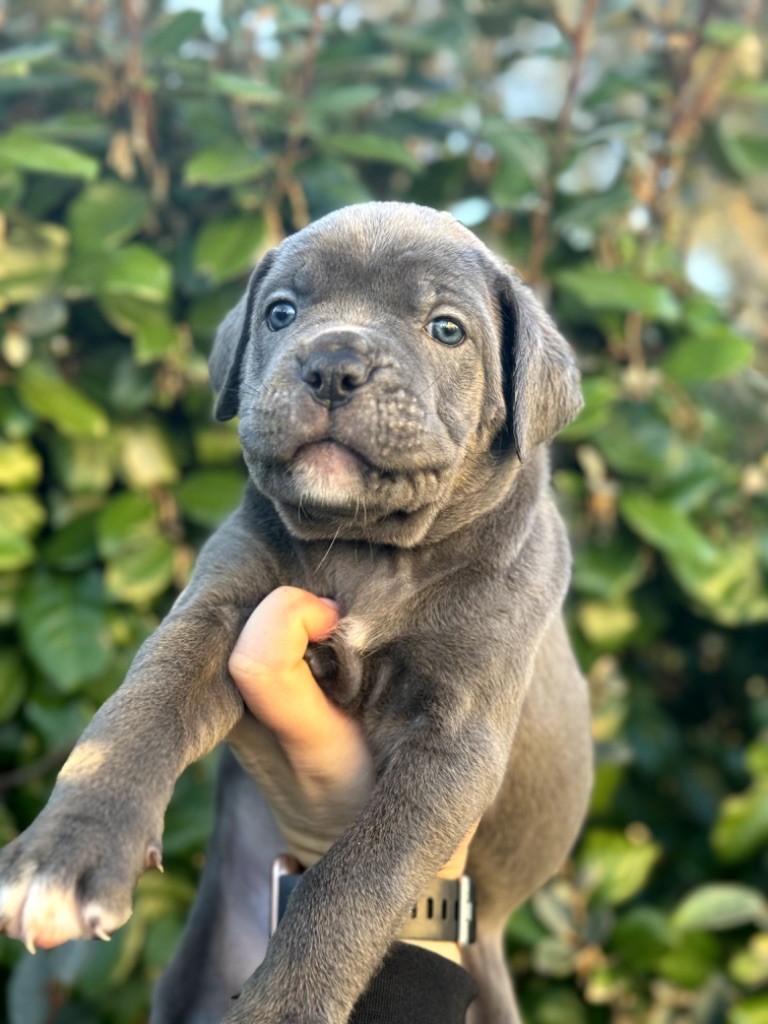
266 301 297 331
427 317 465 346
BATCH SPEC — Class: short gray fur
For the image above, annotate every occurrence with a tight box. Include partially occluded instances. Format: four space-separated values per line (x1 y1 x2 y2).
0 203 593 1024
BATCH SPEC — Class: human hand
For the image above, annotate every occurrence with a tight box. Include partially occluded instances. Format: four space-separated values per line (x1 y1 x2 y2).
226 586 374 869
226 587 475 962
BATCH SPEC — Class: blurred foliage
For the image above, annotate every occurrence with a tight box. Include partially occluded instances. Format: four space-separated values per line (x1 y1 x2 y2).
1 0 767 1022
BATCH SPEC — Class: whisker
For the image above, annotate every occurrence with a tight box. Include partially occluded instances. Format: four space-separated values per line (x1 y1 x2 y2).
316 523 342 571
415 376 444 399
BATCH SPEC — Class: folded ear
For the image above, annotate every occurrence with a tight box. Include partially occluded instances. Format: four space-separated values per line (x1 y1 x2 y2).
208 251 276 422
497 271 583 461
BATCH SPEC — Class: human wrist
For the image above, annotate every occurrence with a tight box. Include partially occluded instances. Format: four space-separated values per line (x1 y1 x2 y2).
402 937 463 965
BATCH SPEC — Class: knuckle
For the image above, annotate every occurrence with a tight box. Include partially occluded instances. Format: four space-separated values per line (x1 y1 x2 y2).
269 585 310 614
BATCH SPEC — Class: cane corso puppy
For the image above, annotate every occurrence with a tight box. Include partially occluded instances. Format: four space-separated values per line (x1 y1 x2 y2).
0 203 593 1024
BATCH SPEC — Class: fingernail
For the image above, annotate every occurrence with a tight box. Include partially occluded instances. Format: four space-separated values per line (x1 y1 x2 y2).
319 597 340 612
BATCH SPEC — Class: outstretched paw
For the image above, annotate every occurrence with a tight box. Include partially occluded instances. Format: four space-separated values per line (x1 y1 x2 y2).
0 810 162 952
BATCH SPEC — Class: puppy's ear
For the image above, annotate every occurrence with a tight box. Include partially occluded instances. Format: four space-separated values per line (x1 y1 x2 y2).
209 251 276 422
497 271 583 461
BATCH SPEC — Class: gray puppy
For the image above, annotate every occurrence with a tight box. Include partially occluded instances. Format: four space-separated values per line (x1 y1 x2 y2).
0 203 593 1024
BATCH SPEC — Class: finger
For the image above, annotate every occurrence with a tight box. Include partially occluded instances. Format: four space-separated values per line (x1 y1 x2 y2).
228 588 340 733
230 587 339 679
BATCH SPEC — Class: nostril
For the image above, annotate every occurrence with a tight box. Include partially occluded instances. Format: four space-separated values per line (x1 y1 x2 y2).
301 347 371 408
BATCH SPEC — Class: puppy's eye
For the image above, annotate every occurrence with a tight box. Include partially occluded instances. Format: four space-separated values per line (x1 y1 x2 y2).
266 301 297 331
427 317 465 346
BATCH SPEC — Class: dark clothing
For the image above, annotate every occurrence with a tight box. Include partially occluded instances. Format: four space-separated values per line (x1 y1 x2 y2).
350 943 477 1024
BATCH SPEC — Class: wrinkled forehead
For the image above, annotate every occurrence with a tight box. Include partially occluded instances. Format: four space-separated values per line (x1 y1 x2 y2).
265 210 498 316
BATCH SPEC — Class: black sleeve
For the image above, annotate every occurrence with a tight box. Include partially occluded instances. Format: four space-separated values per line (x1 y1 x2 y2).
349 942 478 1024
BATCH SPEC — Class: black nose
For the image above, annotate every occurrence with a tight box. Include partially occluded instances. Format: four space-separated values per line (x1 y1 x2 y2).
300 348 372 409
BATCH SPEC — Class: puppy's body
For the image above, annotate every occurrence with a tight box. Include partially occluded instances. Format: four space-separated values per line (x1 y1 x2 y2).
0 204 592 1024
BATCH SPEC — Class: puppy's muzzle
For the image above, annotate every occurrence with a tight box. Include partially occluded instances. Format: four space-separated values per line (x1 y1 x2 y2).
300 336 372 410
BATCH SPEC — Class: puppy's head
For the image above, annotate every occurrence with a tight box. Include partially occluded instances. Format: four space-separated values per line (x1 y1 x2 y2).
210 203 582 546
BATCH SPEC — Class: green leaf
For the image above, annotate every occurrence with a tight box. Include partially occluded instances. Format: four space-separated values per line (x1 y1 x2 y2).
0 493 45 569
99 295 179 364
306 84 381 117
572 538 647 599
18 363 109 439
162 797 214 855
718 131 768 179
209 73 283 106
98 245 173 304
0 649 27 721
620 493 718 567
525 988 587 1024
0 165 23 209
555 267 681 321
672 884 768 932
0 529 35 570
7 950 54 1024
176 469 244 528
658 929 721 987
703 19 753 47
68 180 150 252
505 902 547 946
25 694 93 748
0 441 43 490
577 828 661 904
117 423 180 489
324 134 421 172
48 435 114 494
747 741 768 778
667 539 768 626
184 143 268 188
0 130 98 179
97 492 159 560
192 425 243 465
559 377 619 441
663 327 753 383
728 933 768 987
577 599 640 650
19 570 112 692
729 995 768 1024
42 512 99 571
531 936 576 978
0 492 46 536
105 534 175 605
484 123 548 184
0 222 68 310
192 215 264 287
145 10 204 59
712 782 768 864
0 41 60 71
18 294 67 337
611 906 673 971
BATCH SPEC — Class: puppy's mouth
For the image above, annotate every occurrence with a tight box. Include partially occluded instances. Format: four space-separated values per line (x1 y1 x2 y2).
293 440 371 479
286 439 382 510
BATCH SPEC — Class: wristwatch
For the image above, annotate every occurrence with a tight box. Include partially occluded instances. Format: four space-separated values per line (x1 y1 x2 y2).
271 855 476 945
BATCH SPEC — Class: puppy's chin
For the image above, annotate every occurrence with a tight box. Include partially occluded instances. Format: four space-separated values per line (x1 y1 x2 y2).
290 441 367 505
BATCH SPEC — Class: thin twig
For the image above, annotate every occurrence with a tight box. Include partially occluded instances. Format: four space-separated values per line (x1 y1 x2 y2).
526 0 600 285
0 747 71 794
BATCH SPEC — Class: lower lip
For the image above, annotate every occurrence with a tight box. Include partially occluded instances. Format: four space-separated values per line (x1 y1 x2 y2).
294 441 366 477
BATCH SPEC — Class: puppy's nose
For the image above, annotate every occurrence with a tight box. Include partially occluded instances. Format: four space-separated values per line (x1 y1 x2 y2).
300 348 372 409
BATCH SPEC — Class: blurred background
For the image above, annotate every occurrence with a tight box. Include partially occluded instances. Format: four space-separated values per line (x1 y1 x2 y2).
0 1 767 1021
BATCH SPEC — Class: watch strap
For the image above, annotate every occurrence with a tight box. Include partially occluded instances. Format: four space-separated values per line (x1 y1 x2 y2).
271 858 476 945
398 875 476 944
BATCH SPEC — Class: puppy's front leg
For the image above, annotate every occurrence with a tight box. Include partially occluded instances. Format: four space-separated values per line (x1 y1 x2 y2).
0 510 273 951
224 705 512 1024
